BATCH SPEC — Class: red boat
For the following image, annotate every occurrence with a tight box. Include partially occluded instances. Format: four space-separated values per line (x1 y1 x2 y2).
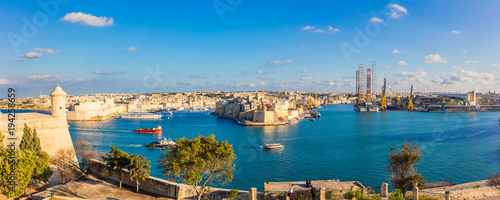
135 125 162 134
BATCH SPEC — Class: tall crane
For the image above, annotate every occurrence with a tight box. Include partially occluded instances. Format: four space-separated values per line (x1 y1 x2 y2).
390 88 401 108
408 85 414 111
380 78 387 111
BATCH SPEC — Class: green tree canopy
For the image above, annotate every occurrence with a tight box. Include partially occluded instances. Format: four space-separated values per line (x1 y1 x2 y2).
101 146 130 188
19 124 33 151
158 134 236 200
0 149 36 198
386 141 426 195
128 154 151 192
20 125 53 185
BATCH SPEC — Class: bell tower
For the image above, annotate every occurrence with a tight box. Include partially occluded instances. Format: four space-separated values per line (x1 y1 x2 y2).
50 84 67 118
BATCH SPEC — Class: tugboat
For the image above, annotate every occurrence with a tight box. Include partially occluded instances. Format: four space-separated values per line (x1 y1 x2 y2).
146 137 176 148
261 143 284 150
135 125 162 134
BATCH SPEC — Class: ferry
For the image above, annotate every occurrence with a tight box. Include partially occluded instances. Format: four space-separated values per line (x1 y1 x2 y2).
135 125 162 134
261 143 284 150
121 110 162 120
146 137 176 148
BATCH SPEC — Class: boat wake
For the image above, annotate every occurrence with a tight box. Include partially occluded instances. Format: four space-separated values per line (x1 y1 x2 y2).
70 128 132 133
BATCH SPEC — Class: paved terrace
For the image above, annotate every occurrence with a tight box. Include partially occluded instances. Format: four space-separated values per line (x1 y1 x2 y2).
264 179 365 192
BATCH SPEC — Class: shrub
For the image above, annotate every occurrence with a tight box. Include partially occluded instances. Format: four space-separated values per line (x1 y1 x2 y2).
389 189 403 200
229 189 239 198
419 194 439 200
345 191 355 200
369 195 382 200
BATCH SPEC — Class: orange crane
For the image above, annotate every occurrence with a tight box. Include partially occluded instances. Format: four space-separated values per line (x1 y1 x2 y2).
390 88 401 108
380 78 387 111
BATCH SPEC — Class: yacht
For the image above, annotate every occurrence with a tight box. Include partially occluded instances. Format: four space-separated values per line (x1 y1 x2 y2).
261 143 284 150
121 110 162 120
146 137 176 148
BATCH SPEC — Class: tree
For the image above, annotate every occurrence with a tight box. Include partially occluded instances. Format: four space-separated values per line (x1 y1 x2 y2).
128 154 151 192
158 134 236 200
385 141 426 195
19 124 33 151
54 147 77 184
487 172 500 189
0 149 36 198
19 125 53 185
101 146 130 188
31 128 41 152
74 137 98 175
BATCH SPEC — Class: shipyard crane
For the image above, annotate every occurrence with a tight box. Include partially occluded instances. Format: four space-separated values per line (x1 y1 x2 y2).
380 78 387 111
438 98 453 111
408 85 414 111
308 93 313 107
389 89 401 108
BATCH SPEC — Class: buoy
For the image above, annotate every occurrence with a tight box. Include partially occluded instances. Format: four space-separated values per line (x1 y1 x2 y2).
168 121 169 124
258 127 259 131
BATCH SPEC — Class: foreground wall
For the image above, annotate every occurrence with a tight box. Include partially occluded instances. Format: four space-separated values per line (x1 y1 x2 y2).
89 159 245 199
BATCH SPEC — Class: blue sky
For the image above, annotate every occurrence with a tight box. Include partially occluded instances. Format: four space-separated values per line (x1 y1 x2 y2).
1 0 499 97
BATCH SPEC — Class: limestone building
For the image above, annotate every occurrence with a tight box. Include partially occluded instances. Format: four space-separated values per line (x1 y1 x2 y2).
0 85 77 161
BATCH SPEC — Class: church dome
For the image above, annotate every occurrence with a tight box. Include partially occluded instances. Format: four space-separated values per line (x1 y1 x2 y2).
50 84 67 97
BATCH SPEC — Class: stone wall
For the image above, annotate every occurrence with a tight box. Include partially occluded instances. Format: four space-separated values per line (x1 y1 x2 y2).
450 187 500 199
0 113 77 162
89 159 246 199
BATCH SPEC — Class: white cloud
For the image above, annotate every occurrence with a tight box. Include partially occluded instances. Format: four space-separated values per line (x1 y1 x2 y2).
423 54 448 63
300 70 309 73
451 30 461 34
396 61 408 66
268 59 293 65
301 76 312 80
448 70 494 84
26 74 89 83
260 82 267 86
463 50 468 53
327 26 340 33
126 47 138 51
92 70 125 75
11 48 58 61
257 69 281 74
392 49 401 54
301 25 340 34
370 17 383 23
449 66 459 69
249 83 257 87
189 75 209 79
301 26 316 31
0 78 17 85
33 48 56 54
465 60 478 64
400 68 428 79
60 12 114 27
387 3 408 19
220 68 225 71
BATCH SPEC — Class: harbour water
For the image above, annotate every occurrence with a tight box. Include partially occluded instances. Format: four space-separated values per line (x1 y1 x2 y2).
16 104 500 191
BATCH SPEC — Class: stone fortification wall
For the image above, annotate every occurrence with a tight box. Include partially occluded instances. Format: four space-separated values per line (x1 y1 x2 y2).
253 110 276 123
89 159 246 200
0 113 76 162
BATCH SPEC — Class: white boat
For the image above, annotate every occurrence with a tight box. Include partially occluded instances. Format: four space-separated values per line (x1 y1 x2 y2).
121 110 162 120
146 137 176 148
261 143 284 150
